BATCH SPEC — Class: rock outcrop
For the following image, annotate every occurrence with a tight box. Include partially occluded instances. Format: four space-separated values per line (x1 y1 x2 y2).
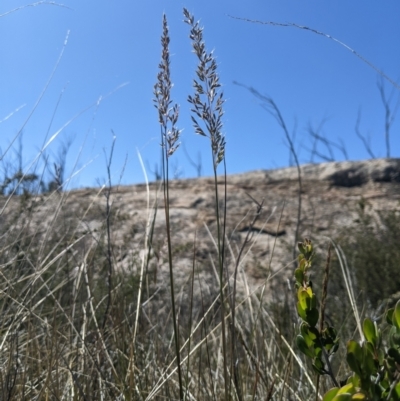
1 158 399 300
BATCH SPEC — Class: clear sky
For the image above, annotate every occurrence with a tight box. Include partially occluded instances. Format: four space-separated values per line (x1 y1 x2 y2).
1 0 399 188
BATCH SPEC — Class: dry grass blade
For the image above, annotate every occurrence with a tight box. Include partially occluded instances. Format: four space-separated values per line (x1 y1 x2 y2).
0 1 72 18
228 15 400 91
329 239 364 340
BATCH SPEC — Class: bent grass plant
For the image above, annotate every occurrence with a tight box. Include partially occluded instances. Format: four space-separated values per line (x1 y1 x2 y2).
184 8 230 399
153 13 184 401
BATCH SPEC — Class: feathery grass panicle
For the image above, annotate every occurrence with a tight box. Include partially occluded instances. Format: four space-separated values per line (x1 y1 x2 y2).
153 14 181 158
183 8 226 169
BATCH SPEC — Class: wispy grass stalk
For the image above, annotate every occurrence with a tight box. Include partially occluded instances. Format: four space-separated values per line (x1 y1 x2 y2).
228 15 400 91
233 82 302 265
230 196 264 399
183 8 229 400
101 133 116 330
153 14 184 401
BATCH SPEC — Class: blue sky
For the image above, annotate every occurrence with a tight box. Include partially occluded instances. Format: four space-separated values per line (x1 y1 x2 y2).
1 0 399 188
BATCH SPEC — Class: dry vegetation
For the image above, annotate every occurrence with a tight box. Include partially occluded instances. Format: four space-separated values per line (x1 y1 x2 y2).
1 6 400 401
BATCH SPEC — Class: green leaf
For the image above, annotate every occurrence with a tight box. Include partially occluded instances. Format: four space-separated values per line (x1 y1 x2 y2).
394 382 400 398
295 268 304 285
388 347 400 364
347 340 363 377
386 352 397 369
324 326 337 338
310 293 317 309
297 302 307 321
323 326 340 355
389 326 400 348
393 300 400 330
346 375 360 388
296 335 314 358
332 394 352 401
323 329 339 354
362 343 377 375
299 258 306 271
306 308 319 327
363 318 377 347
298 242 306 254
314 344 323 358
377 348 385 365
323 388 339 401
305 240 313 255
380 377 390 392
298 288 310 310
301 323 318 347
312 357 325 375
337 383 355 395
351 393 366 400
332 342 339 354
386 308 394 325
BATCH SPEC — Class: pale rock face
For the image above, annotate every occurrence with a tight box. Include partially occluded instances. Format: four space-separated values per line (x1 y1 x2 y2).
261 158 400 186
1 158 399 306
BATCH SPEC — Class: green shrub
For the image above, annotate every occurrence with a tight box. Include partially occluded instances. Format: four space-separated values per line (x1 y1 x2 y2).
295 239 400 401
